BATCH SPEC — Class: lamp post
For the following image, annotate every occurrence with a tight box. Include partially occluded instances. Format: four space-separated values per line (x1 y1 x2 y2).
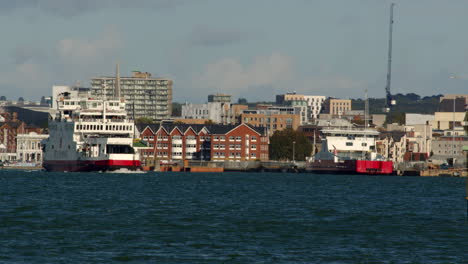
292 141 296 163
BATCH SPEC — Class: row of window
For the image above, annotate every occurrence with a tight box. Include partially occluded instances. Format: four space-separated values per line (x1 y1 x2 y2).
76 124 132 131
145 135 261 142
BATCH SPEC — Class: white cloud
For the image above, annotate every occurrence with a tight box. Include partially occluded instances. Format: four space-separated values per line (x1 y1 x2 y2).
0 27 123 100
56 27 122 64
193 53 294 99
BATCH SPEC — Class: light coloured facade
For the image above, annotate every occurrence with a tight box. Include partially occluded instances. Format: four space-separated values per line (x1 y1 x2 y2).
329 99 352 116
182 102 225 124
303 95 326 119
405 114 435 126
431 136 467 166
91 71 173 121
276 93 325 120
181 103 247 125
16 132 49 164
240 109 301 135
430 112 465 130
405 124 432 155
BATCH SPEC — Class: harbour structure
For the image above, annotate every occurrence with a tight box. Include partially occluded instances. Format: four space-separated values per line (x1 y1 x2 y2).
42 90 141 172
91 70 173 121
137 123 269 164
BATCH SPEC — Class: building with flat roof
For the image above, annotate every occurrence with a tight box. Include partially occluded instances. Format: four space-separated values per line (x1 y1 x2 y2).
320 98 352 117
240 109 301 135
208 94 231 103
91 71 173 121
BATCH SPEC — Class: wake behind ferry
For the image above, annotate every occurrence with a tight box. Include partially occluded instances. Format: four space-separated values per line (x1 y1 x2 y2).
42 91 141 172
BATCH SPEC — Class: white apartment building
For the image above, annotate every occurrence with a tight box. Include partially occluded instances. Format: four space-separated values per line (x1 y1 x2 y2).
91 71 173 121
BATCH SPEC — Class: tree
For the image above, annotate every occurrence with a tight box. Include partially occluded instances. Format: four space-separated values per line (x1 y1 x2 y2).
135 117 153 124
204 120 215 125
237 98 248 104
0 96 6 101
172 102 182 117
269 129 312 161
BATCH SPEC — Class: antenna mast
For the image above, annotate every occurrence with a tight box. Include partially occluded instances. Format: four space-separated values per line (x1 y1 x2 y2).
385 3 396 116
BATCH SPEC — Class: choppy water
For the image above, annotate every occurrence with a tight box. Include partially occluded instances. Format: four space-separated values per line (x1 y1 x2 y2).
1 170 467 263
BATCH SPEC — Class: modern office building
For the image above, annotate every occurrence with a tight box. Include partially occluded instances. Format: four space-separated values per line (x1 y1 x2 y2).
181 102 247 125
276 92 326 120
240 109 301 135
320 98 352 117
91 71 173 121
208 94 232 103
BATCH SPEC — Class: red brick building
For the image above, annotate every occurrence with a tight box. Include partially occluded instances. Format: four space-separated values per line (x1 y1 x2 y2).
0 112 43 154
137 123 269 162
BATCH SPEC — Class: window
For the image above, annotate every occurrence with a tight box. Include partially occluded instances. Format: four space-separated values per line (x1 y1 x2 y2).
346 142 353 146
220 136 226 141
229 136 235 141
214 136 219 141
251 145 257 150
361 143 367 147
251 136 257 141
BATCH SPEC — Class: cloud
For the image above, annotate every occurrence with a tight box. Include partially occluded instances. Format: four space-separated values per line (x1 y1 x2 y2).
191 53 294 100
189 25 254 47
56 27 122 64
0 27 123 100
0 0 193 17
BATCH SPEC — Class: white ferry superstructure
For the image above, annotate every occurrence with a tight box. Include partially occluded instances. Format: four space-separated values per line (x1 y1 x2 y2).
42 92 141 172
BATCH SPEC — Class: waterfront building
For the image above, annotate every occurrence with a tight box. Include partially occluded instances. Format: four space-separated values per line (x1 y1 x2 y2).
16 132 48 164
431 135 468 167
137 123 269 163
208 94 231 103
430 112 465 130
320 98 352 117
240 109 301 135
181 102 247 125
0 112 43 162
405 114 435 126
404 124 432 155
91 71 173 121
276 92 325 120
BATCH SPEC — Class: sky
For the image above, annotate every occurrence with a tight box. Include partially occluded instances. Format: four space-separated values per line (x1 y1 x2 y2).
1 0 468 103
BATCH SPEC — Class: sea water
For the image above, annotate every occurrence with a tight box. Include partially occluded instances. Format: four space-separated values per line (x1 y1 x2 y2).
1 170 467 263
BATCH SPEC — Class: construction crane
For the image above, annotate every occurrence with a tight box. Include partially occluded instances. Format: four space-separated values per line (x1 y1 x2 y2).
384 3 396 116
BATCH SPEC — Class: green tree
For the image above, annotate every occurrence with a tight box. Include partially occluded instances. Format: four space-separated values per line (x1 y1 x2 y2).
237 98 248 104
135 117 153 124
204 119 215 125
269 129 312 161
172 102 182 117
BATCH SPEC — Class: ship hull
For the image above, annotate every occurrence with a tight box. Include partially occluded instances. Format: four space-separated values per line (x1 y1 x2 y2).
306 159 393 175
43 159 142 172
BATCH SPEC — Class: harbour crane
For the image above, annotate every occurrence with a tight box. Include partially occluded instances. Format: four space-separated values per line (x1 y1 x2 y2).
384 3 396 120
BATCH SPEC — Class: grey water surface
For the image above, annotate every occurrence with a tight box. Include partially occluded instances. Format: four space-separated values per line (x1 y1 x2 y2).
1 170 467 263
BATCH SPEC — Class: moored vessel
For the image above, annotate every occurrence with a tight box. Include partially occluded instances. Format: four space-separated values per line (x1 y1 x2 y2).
42 90 141 172
306 127 393 175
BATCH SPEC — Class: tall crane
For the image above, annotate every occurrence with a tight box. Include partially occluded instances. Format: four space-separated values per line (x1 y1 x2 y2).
384 3 396 116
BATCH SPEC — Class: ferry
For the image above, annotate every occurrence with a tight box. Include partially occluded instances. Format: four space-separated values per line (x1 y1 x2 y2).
306 127 393 175
42 91 141 172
